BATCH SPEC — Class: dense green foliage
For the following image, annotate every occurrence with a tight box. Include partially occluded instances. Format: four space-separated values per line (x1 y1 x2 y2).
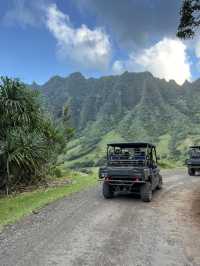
177 0 200 39
35 71 200 168
0 77 72 193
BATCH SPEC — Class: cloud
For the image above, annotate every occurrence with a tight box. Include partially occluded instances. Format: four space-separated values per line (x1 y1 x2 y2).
195 39 200 58
3 0 46 27
112 38 191 85
2 0 193 83
45 4 112 71
112 61 125 74
77 0 181 48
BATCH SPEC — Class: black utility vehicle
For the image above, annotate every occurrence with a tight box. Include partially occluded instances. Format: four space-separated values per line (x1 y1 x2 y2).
99 142 162 202
186 146 200 176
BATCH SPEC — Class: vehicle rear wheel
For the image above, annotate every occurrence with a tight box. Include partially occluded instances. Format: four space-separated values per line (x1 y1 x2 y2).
103 181 114 199
140 182 152 202
188 168 195 176
157 175 163 190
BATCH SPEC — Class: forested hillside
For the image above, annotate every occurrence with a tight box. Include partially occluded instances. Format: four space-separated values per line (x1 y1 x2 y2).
35 71 200 168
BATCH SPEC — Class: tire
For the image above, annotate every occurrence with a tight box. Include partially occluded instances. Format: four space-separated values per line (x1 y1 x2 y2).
103 181 114 199
157 175 163 190
188 168 195 176
140 182 152 202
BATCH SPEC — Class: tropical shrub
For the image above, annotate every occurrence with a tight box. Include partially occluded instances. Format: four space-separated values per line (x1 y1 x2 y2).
0 77 72 193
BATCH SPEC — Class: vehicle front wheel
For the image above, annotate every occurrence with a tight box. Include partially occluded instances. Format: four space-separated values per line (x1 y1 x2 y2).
103 181 114 199
140 182 152 202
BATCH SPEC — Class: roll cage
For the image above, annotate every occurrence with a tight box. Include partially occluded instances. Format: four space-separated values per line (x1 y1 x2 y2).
107 142 158 167
189 146 200 158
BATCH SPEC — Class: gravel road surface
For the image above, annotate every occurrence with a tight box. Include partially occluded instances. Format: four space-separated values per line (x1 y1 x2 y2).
1 169 200 266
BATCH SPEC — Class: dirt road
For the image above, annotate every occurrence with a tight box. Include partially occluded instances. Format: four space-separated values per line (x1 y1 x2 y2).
1 169 200 266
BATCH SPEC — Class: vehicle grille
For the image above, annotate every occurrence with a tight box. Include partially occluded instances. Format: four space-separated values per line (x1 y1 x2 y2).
111 176 133 181
109 160 145 167
107 175 144 186
108 177 134 185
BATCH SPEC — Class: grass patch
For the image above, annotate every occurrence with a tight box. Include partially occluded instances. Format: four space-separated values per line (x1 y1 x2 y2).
159 160 178 169
64 130 124 168
0 170 97 231
157 134 171 159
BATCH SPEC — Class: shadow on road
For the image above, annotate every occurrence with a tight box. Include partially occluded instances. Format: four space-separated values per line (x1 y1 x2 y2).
105 189 162 202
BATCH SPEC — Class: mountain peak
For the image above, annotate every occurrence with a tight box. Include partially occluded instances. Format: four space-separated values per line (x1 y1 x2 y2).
31 81 39 87
48 75 64 83
69 72 85 79
182 80 191 86
120 71 153 79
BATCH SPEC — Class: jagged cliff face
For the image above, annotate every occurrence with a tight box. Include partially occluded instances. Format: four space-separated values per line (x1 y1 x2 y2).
34 71 200 166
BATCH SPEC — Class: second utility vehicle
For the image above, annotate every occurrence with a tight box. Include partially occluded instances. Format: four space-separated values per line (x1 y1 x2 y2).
99 142 162 202
186 146 200 176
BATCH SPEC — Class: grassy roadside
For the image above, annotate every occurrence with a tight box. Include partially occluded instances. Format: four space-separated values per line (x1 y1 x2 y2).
0 170 97 231
0 163 182 232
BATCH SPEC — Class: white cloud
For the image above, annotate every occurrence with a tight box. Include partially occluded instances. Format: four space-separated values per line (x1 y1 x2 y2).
112 60 125 74
45 4 112 71
3 0 45 27
194 39 200 58
112 38 191 85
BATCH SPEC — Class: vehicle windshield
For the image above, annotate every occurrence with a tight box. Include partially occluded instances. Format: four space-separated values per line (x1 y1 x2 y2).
108 146 147 161
189 148 200 158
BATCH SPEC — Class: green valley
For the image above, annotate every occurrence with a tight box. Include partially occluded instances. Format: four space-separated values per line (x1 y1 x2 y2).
34 71 200 169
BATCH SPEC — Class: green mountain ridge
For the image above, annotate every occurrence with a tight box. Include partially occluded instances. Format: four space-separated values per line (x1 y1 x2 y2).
35 71 200 168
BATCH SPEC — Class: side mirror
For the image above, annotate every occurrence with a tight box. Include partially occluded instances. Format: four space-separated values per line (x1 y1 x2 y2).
185 159 188 165
156 156 160 161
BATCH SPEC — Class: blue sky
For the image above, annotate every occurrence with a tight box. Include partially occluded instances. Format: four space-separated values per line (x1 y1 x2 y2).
0 0 200 85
